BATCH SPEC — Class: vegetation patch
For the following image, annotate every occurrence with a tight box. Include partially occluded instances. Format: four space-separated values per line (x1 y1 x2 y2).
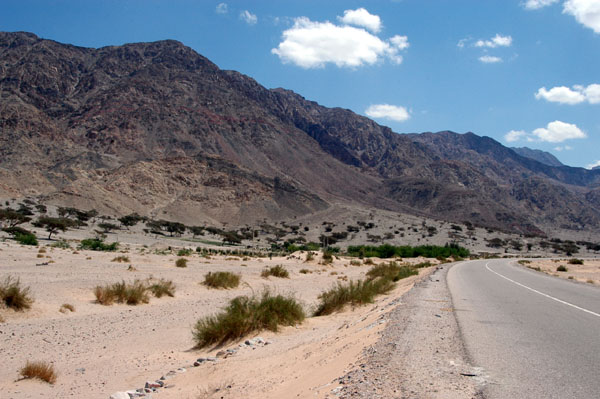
0 276 33 311
261 265 289 278
568 258 584 265
19 361 57 384
556 265 568 272
175 258 188 268
111 256 130 263
94 279 176 305
202 271 241 289
313 278 395 316
192 290 305 348
346 243 469 259
79 238 118 251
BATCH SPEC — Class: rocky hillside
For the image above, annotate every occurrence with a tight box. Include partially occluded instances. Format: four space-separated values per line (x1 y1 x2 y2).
511 147 564 167
1 31 599 233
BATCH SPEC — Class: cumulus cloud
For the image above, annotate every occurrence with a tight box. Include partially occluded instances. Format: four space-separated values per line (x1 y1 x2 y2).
563 0 600 33
474 34 513 48
215 3 228 14
272 12 409 68
339 8 382 33
365 104 410 122
479 55 503 63
240 10 257 25
522 0 559 9
535 84 600 104
532 120 587 142
587 160 600 169
505 130 528 142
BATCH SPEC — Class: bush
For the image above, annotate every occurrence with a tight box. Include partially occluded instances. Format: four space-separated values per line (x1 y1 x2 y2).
568 258 584 265
50 239 70 249
19 361 57 384
177 248 193 256
346 243 469 259
147 279 176 298
313 278 395 316
192 290 305 348
366 262 418 282
203 272 241 289
557 265 568 272
0 276 33 311
79 238 118 251
299 269 311 274
111 256 130 263
15 232 38 246
175 258 188 268
322 251 334 264
261 265 289 278
94 280 150 305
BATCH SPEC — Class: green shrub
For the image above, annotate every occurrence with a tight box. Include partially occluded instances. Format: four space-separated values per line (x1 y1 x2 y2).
568 258 584 265
147 279 176 298
261 265 289 278
0 276 34 311
346 243 469 259
175 258 188 268
192 290 305 348
203 272 241 289
557 265 568 272
177 248 193 256
313 277 395 316
79 238 118 251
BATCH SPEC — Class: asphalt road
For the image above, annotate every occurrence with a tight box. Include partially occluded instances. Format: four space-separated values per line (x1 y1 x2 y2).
448 259 600 399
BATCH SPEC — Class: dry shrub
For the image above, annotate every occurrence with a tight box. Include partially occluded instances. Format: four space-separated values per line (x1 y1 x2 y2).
0 276 33 311
20 361 57 384
111 256 130 263
261 265 289 278
148 279 176 298
203 272 241 289
175 258 188 268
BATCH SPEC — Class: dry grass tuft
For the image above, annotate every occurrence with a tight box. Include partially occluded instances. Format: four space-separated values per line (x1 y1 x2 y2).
111 256 130 263
59 303 75 313
0 276 33 311
202 272 241 289
19 361 57 384
261 265 289 278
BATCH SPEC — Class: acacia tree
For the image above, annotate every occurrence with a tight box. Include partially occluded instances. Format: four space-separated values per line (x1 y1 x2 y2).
0 208 31 228
35 217 73 240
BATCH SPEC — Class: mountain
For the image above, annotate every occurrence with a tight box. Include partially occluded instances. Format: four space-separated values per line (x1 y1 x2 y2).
511 147 564 167
1 31 600 234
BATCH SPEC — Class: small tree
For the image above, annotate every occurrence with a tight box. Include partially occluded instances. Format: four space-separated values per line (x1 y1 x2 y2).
119 213 143 229
36 217 73 240
0 208 31 228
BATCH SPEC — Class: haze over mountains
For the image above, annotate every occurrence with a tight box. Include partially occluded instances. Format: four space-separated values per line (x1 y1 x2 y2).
1 31 599 234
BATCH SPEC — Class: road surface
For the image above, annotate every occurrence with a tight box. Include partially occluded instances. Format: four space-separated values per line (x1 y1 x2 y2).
448 259 600 398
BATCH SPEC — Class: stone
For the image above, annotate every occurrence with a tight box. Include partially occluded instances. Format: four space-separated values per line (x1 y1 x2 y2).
109 393 130 399
145 381 161 389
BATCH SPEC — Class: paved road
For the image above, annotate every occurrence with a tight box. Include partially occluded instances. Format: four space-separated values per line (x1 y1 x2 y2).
448 259 600 399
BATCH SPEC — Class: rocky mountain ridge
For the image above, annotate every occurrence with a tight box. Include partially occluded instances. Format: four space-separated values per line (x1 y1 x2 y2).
1 31 599 234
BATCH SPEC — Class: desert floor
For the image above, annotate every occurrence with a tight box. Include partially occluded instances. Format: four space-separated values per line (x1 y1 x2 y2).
0 237 434 399
522 258 600 286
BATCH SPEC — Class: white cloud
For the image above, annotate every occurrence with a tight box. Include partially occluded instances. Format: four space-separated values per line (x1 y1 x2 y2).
505 130 528 142
240 10 257 25
586 160 600 169
339 8 382 33
522 0 559 10
532 120 587 142
554 145 573 151
535 83 600 104
479 55 503 63
271 15 409 68
474 34 513 48
215 3 228 14
564 0 600 33
365 104 410 122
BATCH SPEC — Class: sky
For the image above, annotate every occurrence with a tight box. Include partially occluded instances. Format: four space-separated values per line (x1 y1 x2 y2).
1 0 599 169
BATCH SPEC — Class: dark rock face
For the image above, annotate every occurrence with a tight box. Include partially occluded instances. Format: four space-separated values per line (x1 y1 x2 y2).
1 31 599 233
511 147 564 167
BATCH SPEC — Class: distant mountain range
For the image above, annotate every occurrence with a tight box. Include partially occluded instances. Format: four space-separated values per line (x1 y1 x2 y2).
1 31 599 234
511 147 564 167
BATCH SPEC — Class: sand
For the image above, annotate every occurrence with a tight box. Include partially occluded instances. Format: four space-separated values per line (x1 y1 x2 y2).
0 238 433 399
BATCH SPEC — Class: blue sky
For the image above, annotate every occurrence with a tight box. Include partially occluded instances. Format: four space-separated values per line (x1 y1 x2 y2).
1 0 599 168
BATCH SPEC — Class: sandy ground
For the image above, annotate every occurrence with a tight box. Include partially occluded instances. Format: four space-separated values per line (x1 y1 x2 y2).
0 238 435 399
522 258 600 285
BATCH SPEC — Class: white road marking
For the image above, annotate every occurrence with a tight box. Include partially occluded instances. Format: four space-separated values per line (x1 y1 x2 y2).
485 262 600 318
